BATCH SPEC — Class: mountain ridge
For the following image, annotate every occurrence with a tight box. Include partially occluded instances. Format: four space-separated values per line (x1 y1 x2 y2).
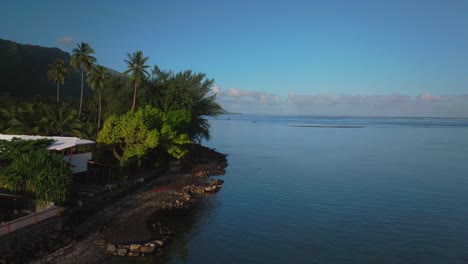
0 39 118 99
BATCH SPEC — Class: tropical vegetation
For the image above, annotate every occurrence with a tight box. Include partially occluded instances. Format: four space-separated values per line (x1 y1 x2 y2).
0 138 72 204
0 39 223 201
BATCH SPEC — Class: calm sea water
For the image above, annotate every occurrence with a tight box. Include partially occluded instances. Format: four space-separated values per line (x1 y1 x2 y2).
113 115 468 264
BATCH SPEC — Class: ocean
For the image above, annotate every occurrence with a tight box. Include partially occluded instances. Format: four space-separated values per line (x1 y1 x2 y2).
114 115 468 263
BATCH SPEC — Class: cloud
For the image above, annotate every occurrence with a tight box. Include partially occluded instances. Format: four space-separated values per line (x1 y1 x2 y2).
211 85 468 117
214 86 281 105
417 93 448 103
287 93 412 105
57 36 74 47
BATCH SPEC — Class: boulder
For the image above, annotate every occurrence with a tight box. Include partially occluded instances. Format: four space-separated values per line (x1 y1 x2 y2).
107 244 116 253
129 244 141 252
140 244 156 254
117 248 128 256
209 179 224 187
153 240 164 247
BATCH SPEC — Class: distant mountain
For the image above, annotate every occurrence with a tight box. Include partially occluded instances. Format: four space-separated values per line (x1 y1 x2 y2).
0 39 118 99
220 108 242 115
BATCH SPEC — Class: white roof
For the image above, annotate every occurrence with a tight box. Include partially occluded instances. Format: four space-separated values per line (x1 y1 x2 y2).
0 134 95 151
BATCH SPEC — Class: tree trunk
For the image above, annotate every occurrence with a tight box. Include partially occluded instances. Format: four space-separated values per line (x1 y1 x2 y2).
132 82 137 111
98 92 102 132
79 67 84 116
56 82 60 103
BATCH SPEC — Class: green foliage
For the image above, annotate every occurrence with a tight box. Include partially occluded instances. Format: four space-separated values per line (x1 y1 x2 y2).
97 105 192 165
0 138 52 168
97 105 160 165
44 103 82 137
160 109 192 159
147 69 222 142
0 100 82 137
2 39 222 175
2 101 49 135
0 139 72 203
101 74 132 117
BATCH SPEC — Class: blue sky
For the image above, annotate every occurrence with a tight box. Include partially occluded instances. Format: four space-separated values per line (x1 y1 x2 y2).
1 0 468 116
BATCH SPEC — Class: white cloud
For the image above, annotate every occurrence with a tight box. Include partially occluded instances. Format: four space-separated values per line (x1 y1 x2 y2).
216 87 281 105
212 85 468 117
287 93 412 105
57 36 74 47
417 93 448 103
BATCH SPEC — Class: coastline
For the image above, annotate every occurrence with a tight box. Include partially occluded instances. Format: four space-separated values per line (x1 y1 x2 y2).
24 144 228 264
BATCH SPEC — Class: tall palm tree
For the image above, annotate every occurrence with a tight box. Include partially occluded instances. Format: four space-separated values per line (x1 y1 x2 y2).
70 42 96 116
47 59 69 102
87 65 108 131
124 51 149 111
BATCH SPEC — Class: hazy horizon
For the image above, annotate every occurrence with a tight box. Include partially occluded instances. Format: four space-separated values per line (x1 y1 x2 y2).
1 0 468 117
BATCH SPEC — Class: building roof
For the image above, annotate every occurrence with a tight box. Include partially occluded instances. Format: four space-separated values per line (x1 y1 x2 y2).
0 134 95 151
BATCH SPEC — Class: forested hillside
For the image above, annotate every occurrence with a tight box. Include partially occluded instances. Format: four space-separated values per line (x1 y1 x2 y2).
0 39 90 99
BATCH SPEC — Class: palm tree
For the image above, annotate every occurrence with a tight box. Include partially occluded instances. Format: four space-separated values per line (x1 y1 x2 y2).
70 42 96 115
44 103 82 137
87 65 108 131
47 59 69 102
4 102 48 135
124 51 150 111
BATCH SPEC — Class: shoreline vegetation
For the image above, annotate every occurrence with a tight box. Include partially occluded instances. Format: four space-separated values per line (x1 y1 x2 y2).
0 40 227 263
7 144 228 264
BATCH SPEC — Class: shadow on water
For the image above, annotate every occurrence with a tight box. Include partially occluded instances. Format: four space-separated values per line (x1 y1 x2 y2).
108 194 219 264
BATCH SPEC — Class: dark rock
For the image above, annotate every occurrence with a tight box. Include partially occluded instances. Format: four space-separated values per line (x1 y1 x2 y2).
117 248 128 256
129 244 140 252
140 244 155 254
107 244 116 253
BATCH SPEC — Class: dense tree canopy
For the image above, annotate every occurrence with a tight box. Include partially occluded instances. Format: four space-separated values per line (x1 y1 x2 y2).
147 69 222 142
1 41 224 182
0 100 82 137
97 105 192 166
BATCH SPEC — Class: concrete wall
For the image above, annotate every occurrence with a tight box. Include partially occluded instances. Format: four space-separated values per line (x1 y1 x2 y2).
0 216 62 251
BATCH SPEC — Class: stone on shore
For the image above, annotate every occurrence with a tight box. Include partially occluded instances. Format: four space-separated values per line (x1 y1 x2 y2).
117 248 128 256
140 244 155 254
129 244 140 252
107 244 116 253
153 240 164 247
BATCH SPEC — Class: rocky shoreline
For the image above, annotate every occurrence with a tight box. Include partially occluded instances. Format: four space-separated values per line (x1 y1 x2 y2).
21 144 228 264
